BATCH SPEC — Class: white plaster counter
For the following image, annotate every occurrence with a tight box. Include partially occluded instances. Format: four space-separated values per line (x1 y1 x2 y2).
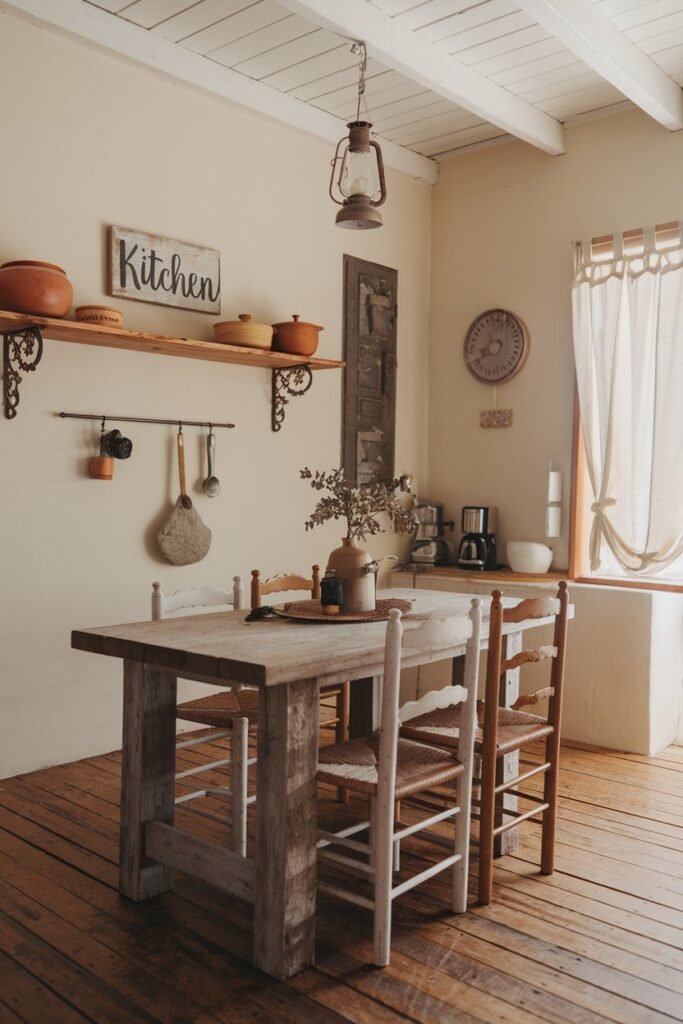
391 569 683 754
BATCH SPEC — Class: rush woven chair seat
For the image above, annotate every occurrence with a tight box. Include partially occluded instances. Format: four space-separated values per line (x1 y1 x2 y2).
401 702 554 755
317 600 482 967
175 687 259 728
318 735 465 799
151 579 255 857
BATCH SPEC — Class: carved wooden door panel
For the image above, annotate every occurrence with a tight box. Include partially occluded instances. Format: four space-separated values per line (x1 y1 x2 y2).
342 256 398 486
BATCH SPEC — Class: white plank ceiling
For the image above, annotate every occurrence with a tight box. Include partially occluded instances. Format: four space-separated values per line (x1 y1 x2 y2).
15 0 683 171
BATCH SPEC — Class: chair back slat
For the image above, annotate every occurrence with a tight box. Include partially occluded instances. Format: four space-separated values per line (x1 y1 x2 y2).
402 614 472 652
261 574 313 595
251 566 321 608
502 596 560 624
399 684 468 726
501 645 557 673
152 578 244 620
511 687 554 711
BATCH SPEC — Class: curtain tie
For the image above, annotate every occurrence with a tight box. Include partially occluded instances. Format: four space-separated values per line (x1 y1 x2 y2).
590 498 616 514
589 498 616 569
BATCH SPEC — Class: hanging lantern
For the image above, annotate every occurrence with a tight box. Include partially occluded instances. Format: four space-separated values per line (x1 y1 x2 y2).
329 44 387 230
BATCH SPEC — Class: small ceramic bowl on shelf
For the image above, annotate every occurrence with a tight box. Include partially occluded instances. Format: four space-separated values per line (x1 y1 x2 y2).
75 305 123 326
213 314 273 349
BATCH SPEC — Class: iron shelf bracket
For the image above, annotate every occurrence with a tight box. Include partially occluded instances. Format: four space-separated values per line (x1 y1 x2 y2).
271 365 313 432
3 327 44 419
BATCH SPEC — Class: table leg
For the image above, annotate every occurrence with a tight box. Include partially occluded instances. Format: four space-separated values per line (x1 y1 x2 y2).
119 661 177 901
254 678 319 979
451 655 465 687
494 630 522 857
348 676 381 737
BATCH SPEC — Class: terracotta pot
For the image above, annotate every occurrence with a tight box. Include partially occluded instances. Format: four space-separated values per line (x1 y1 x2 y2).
213 314 273 349
89 456 114 481
272 315 323 357
326 537 377 614
0 260 73 317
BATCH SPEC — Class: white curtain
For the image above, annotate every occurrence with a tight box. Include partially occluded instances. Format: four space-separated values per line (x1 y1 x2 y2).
572 230 683 575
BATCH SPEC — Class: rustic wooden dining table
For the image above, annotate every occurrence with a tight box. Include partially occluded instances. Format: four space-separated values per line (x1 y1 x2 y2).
71 586 568 980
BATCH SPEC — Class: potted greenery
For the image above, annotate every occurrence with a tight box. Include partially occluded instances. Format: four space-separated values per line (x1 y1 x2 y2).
301 467 414 613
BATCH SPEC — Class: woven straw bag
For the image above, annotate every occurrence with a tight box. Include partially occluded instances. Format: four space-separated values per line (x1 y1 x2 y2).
158 431 211 565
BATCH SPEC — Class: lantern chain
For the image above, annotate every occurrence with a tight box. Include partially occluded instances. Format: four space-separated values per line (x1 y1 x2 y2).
351 41 368 124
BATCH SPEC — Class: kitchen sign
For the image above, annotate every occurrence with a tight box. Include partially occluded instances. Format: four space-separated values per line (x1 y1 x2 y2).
109 226 221 314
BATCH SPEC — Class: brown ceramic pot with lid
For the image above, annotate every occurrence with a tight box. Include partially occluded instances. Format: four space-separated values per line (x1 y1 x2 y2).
0 260 73 317
272 315 323 357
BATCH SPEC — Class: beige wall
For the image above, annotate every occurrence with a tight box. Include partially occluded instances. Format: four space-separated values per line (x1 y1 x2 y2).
4 12 683 775
430 107 683 567
0 13 431 778
429 109 683 752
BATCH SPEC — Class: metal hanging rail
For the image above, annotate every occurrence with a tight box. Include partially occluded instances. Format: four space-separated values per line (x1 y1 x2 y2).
58 412 235 429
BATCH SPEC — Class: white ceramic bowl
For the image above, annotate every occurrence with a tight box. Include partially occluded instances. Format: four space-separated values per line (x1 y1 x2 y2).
507 541 553 574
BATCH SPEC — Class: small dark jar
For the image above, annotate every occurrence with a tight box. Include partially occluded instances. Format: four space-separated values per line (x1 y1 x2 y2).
320 570 344 616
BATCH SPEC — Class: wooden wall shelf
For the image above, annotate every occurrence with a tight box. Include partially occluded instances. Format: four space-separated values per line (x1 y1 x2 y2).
0 311 344 429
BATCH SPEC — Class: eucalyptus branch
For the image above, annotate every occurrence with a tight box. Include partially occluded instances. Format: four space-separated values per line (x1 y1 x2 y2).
301 467 415 542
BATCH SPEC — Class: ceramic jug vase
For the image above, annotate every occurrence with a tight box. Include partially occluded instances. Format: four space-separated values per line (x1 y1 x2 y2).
326 537 378 614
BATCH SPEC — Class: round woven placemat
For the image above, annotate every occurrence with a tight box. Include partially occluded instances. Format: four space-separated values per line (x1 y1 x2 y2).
273 597 413 624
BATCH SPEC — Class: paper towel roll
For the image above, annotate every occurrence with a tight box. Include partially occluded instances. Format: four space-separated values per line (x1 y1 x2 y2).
547 470 562 503
545 504 561 538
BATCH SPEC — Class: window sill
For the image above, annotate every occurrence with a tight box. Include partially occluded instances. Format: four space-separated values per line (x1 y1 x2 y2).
573 575 683 595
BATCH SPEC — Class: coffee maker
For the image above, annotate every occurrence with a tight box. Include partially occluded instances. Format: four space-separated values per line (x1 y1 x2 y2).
410 500 454 565
456 506 498 570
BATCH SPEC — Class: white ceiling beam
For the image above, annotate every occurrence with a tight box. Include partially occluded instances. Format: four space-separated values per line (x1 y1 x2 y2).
0 0 438 185
516 0 683 131
277 0 566 155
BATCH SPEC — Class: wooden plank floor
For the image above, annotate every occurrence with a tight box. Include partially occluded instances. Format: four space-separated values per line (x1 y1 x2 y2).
1 738 683 1024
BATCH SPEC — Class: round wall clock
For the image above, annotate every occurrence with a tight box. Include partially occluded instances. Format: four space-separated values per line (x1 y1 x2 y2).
463 309 529 384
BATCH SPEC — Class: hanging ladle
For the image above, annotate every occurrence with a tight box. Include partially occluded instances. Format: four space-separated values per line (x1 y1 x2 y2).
202 427 221 497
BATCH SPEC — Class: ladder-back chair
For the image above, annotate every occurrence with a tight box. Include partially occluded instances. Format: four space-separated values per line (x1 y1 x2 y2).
251 566 350 751
316 599 482 966
151 579 255 857
478 583 569 903
401 582 569 905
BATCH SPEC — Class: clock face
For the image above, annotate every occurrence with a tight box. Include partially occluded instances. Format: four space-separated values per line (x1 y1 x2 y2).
463 309 529 384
